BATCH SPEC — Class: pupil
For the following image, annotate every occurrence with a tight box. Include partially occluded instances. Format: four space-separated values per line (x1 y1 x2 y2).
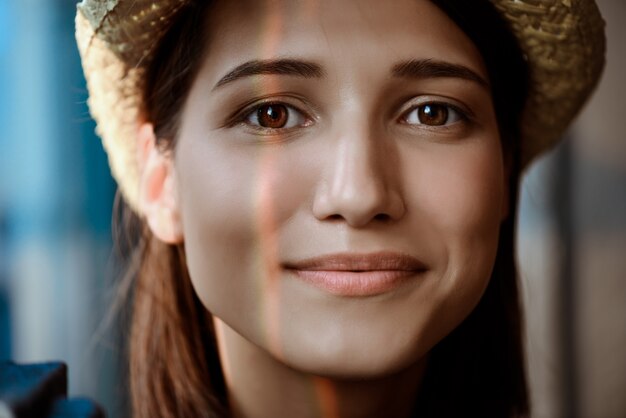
267 107 279 120
258 104 288 128
419 104 448 126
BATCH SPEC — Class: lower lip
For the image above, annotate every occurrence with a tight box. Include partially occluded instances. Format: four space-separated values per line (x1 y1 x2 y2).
287 269 419 297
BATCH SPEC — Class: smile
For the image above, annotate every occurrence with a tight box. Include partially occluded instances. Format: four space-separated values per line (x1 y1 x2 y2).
282 252 427 297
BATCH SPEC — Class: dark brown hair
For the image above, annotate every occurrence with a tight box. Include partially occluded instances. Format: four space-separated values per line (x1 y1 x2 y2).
417 1 530 416
124 2 229 417
116 1 530 417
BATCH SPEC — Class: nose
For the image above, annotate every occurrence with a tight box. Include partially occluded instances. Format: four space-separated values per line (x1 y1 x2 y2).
312 124 406 228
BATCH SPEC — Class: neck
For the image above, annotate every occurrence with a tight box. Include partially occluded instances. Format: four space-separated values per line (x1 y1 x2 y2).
214 318 427 418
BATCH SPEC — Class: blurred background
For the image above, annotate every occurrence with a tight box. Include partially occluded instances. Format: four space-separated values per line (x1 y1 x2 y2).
0 0 624 417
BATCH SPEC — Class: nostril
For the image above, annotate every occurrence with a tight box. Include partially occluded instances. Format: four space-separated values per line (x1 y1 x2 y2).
324 213 391 223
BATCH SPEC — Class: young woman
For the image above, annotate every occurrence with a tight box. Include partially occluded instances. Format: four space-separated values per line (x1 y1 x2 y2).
76 0 605 417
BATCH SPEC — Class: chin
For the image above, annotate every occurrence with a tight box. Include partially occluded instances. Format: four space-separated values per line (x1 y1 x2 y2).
273 319 436 380
279 351 421 381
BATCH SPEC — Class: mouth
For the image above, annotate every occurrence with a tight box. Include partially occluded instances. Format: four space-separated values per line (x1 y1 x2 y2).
282 251 428 297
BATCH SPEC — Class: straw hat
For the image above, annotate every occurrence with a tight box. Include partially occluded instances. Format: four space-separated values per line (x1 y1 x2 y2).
76 0 606 213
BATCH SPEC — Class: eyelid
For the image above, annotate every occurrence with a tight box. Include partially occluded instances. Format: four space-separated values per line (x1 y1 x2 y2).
398 96 475 123
224 95 316 130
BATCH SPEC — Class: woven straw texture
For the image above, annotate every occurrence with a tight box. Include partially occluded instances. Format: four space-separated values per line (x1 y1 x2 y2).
76 0 606 213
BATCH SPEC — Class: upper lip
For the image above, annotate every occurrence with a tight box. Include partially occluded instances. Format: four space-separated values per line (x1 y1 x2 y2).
282 251 427 272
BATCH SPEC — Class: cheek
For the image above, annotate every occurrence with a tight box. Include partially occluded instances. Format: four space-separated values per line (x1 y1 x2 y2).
403 139 505 323
174 137 315 328
408 141 504 229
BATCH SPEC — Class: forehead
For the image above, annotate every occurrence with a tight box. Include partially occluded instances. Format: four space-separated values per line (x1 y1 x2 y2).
202 0 487 81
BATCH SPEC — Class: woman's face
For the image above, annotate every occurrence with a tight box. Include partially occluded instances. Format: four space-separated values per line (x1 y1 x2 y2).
171 0 506 377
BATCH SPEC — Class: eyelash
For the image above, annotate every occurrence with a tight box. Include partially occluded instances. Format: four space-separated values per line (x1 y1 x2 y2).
229 98 470 133
229 100 313 133
399 102 470 127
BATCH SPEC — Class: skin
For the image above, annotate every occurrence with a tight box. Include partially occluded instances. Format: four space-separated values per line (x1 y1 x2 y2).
138 0 508 416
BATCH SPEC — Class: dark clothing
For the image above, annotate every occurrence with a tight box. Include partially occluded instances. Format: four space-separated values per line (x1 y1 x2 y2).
0 361 104 418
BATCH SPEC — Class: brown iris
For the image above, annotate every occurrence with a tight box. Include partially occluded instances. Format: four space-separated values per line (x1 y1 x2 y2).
418 104 449 126
257 104 289 128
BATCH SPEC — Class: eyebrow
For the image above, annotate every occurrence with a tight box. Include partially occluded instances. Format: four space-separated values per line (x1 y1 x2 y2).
213 57 489 91
214 59 325 90
392 59 490 89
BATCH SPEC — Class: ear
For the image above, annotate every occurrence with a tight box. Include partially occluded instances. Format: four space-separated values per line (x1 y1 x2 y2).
137 123 184 244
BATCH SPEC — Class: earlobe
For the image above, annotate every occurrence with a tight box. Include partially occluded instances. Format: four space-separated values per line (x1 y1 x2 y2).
137 123 184 244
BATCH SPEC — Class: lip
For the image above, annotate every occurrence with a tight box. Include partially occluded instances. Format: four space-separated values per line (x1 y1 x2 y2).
282 251 427 297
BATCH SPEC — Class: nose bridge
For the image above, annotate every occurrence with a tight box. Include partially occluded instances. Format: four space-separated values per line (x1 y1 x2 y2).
334 124 384 201
312 115 405 227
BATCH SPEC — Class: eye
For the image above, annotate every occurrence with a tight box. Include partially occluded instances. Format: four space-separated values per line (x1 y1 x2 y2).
245 103 308 130
402 103 464 126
